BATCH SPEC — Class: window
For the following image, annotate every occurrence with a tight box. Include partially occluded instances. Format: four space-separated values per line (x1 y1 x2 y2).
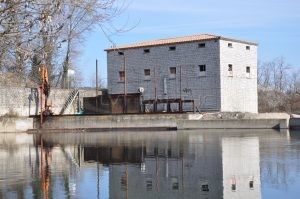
198 43 206 48
228 43 233 48
119 71 125 81
170 67 176 77
118 51 124 55
199 65 206 77
249 180 254 189
201 184 209 192
171 178 179 190
144 69 150 76
246 66 250 78
146 178 152 191
228 64 233 76
144 49 150 53
231 183 236 191
169 46 176 51
246 45 250 50
199 65 206 72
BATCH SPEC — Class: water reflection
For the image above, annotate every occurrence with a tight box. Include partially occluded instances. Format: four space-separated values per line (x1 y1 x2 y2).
0 130 300 198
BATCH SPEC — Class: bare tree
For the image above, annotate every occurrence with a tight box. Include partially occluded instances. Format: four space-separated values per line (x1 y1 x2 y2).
0 0 123 87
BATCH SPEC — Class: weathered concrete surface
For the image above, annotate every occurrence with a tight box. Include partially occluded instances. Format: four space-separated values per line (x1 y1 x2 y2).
177 119 288 129
0 86 96 117
289 118 300 129
0 117 33 132
35 113 290 131
39 114 188 130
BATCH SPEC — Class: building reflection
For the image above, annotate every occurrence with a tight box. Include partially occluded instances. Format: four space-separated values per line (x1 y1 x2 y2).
1 130 299 198
222 137 261 199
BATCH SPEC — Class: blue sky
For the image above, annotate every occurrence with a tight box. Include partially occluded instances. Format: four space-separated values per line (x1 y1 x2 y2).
78 0 300 86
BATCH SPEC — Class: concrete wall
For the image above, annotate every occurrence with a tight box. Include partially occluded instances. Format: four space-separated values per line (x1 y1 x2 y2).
177 119 288 129
0 86 96 117
0 117 33 132
107 39 221 111
219 39 258 113
37 114 288 130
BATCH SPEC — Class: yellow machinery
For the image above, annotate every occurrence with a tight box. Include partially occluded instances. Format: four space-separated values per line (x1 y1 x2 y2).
40 64 53 124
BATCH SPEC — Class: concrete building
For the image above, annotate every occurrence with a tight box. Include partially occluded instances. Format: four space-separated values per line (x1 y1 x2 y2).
106 34 258 113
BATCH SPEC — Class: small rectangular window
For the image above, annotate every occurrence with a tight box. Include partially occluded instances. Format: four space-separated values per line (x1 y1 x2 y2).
246 66 250 73
144 69 150 76
199 65 206 77
199 65 206 72
169 46 176 51
118 51 124 55
170 67 176 75
249 180 254 189
198 43 205 48
231 184 236 191
172 178 179 190
228 64 233 76
144 49 150 53
246 46 250 50
246 66 250 78
228 43 233 48
119 71 125 81
201 184 209 192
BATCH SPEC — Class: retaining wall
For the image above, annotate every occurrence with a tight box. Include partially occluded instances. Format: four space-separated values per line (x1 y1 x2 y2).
0 86 96 116
36 113 289 131
0 117 33 132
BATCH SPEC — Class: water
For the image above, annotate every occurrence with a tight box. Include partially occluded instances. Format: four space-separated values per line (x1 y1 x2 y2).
0 129 300 199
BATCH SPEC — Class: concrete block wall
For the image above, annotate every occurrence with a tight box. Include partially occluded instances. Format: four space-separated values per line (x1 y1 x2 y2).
0 86 96 117
219 39 258 113
107 39 221 111
107 37 258 113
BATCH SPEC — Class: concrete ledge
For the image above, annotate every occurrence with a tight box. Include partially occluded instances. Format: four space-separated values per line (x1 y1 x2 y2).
0 117 33 132
289 118 300 129
177 119 288 129
34 113 289 131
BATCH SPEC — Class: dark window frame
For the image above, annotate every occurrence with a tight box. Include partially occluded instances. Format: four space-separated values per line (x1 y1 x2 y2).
198 43 206 48
169 46 176 51
144 69 150 76
119 71 125 81
170 67 177 75
199 64 206 72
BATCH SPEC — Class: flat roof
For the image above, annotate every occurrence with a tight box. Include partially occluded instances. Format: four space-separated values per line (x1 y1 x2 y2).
105 34 258 51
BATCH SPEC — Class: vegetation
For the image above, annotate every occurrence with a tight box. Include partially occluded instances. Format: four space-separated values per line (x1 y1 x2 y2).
0 0 122 88
258 57 300 113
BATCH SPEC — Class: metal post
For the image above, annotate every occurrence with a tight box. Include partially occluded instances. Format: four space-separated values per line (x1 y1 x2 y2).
180 65 182 112
123 56 127 113
96 59 98 113
96 59 99 96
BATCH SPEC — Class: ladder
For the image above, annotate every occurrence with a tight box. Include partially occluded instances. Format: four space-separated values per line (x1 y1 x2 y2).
59 89 79 115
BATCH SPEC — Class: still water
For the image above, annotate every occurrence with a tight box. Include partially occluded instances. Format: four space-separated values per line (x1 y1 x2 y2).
0 129 300 199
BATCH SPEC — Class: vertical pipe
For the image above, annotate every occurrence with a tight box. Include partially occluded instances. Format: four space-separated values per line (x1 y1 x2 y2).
180 65 182 100
124 56 127 113
96 59 98 114
96 59 98 96
180 65 182 112
154 65 157 100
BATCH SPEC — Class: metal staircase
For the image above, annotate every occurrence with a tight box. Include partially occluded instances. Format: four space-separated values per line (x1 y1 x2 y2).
60 89 79 115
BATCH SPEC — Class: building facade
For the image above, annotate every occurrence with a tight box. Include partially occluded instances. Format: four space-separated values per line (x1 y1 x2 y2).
106 34 258 113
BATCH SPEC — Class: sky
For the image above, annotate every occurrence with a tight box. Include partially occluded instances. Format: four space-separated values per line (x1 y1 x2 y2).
77 0 300 87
